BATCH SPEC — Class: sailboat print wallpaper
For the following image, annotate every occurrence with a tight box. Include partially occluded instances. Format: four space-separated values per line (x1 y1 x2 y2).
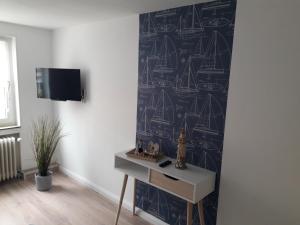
135 1 236 225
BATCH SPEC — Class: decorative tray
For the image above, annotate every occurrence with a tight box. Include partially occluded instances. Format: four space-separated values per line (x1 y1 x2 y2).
126 149 164 162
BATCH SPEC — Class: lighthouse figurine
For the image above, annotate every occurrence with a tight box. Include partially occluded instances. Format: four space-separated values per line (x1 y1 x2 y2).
175 128 187 169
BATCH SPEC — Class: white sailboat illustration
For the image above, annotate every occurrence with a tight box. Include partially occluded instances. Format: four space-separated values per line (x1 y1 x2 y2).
148 190 170 221
174 215 183 225
138 106 153 137
149 94 156 109
153 35 177 73
176 57 198 94
198 31 231 75
136 183 151 210
137 195 147 209
151 89 174 125
140 56 155 89
188 96 202 118
154 71 176 88
181 112 193 141
201 1 232 28
149 40 159 59
158 23 177 33
189 96 201 116
197 75 223 92
202 17 231 28
179 114 196 163
193 94 224 135
178 5 203 37
141 13 157 38
222 79 229 93
156 10 178 33
192 36 206 59
199 150 219 171
171 127 177 144
199 139 219 152
198 82 223 92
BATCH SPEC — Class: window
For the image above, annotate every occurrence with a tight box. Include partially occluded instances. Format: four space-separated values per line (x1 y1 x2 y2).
0 37 20 128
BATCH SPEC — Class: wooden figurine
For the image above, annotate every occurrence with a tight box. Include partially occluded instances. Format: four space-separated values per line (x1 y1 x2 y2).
147 141 159 156
135 140 144 154
175 128 187 169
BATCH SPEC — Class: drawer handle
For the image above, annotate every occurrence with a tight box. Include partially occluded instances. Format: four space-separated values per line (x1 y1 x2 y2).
163 174 178 181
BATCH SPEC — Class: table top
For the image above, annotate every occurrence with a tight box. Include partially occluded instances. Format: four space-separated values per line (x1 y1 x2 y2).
115 150 215 186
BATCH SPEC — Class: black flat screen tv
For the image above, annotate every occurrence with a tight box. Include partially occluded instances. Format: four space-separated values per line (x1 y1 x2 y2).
36 68 81 101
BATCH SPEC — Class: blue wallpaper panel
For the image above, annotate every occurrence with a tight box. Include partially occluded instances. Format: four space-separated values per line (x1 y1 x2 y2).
135 1 236 225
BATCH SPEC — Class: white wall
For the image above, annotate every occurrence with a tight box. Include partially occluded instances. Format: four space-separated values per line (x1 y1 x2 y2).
0 22 53 170
53 15 139 203
217 1 300 225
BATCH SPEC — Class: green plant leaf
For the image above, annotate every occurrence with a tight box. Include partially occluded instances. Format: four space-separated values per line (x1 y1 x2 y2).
32 116 64 176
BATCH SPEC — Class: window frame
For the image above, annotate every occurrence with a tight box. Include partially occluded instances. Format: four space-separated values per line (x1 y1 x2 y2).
0 36 20 129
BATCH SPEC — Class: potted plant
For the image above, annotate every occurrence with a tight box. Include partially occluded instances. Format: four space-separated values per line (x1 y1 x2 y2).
32 117 64 191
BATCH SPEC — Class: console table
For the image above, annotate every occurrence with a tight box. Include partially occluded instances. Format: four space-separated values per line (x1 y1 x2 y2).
114 150 216 225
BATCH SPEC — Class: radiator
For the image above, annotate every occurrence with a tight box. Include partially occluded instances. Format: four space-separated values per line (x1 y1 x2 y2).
0 137 18 182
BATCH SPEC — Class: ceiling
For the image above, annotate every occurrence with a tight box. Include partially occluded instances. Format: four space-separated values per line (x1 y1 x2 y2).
0 0 211 29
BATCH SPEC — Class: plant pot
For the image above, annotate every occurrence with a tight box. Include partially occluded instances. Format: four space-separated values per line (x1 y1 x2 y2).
35 171 53 191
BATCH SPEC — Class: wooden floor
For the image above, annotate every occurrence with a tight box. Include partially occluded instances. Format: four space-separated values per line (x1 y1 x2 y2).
0 173 152 225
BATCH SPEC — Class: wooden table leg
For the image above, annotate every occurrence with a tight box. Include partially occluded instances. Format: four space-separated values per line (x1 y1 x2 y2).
187 202 193 225
198 200 206 225
115 174 128 225
133 178 136 216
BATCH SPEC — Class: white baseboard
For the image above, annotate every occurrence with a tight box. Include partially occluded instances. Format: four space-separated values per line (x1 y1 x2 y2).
59 165 168 225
